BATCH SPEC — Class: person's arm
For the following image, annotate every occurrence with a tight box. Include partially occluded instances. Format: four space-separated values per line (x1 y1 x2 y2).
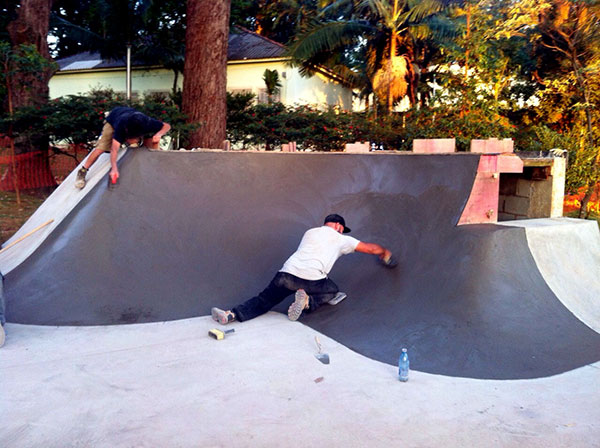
109 138 121 180
355 241 393 262
151 122 171 145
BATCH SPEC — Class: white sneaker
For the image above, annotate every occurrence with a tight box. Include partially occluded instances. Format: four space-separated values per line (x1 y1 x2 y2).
328 292 347 305
288 289 309 321
211 307 235 325
75 167 88 189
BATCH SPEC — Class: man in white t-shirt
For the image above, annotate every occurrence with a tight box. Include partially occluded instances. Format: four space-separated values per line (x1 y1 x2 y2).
211 214 396 324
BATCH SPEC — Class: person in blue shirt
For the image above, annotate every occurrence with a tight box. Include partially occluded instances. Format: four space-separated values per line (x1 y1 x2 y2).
75 107 171 189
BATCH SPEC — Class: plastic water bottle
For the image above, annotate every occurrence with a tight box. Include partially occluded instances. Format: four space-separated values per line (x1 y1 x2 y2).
398 348 409 382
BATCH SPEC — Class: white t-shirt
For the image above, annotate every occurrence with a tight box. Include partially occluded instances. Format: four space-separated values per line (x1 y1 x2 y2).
280 226 360 280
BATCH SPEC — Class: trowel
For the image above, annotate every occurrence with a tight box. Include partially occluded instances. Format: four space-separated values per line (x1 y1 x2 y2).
314 336 330 364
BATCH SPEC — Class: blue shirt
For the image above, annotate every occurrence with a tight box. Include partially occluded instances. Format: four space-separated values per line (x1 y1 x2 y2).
106 107 164 144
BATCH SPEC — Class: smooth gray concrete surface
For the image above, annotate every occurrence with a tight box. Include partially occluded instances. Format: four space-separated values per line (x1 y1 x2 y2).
5 150 600 379
500 218 600 333
0 148 128 274
1 316 599 448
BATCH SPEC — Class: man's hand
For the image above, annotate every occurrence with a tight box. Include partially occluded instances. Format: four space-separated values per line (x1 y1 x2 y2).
356 243 398 268
109 169 119 183
379 251 398 268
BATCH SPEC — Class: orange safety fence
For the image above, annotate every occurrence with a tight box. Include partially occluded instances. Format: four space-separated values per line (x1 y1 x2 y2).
0 136 89 191
48 144 89 183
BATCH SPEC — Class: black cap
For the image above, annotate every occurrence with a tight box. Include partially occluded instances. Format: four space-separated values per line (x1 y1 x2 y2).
324 214 351 233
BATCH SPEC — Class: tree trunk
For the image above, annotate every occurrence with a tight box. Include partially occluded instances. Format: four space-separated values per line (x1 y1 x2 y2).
182 0 231 149
7 0 54 111
578 184 594 219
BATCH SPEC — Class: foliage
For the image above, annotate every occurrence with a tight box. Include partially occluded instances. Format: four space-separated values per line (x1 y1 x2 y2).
230 0 323 44
1 43 57 112
0 89 195 150
225 91 513 152
287 0 457 112
50 0 187 94
226 92 396 151
262 69 282 103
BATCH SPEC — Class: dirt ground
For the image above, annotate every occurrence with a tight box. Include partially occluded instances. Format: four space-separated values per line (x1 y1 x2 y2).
0 190 50 245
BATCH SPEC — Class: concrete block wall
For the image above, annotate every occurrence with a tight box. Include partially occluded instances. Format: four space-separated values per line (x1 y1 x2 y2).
498 158 565 221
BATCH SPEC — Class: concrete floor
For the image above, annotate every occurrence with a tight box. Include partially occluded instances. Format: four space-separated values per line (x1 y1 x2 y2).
2 313 599 447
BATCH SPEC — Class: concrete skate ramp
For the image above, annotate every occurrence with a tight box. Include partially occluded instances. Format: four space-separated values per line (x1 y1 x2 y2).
5 150 600 379
500 218 600 333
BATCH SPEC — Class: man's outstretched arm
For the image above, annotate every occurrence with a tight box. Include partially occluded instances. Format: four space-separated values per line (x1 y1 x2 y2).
355 242 392 261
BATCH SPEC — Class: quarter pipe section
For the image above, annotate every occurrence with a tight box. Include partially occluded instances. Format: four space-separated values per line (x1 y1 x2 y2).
5 150 600 379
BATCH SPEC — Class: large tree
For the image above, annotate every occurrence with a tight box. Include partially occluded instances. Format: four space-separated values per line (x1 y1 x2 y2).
182 0 231 148
6 0 55 111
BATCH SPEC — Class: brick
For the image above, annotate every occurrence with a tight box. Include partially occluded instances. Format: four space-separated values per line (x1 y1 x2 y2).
497 154 523 173
345 142 370 153
470 138 514 154
413 139 455 153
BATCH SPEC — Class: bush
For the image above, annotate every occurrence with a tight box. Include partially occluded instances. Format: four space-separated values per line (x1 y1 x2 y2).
0 88 194 151
225 94 410 151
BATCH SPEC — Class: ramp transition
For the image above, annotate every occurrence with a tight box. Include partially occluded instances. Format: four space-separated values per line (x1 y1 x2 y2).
5 150 600 379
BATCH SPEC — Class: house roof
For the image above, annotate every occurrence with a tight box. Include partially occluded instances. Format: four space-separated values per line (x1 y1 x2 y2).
55 27 287 71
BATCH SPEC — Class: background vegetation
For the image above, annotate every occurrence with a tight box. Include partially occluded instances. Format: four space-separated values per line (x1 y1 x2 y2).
1 0 599 217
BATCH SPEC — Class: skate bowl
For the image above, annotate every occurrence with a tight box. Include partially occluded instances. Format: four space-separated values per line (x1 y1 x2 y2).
3 149 600 379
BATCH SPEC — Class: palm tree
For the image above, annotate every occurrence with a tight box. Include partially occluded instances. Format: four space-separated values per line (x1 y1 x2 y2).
288 0 456 112
263 69 282 103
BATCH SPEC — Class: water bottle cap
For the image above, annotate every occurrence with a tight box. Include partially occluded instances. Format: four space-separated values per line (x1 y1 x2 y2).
402 348 407 352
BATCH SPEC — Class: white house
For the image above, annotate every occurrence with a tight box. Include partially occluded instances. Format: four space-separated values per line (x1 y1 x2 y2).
49 27 353 110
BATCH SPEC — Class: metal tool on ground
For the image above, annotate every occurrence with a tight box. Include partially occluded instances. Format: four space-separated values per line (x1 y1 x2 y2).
314 336 330 364
208 328 235 340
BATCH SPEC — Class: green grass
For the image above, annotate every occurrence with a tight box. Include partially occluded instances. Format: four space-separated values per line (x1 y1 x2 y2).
0 190 49 245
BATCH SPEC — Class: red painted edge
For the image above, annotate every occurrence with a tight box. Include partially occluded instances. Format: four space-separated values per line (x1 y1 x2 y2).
458 154 524 225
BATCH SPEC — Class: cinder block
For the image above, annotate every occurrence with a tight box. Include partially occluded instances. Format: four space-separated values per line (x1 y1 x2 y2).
504 195 530 216
516 179 532 197
529 179 553 218
345 142 370 153
498 212 517 221
413 139 455 153
470 138 514 154
497 153 523 172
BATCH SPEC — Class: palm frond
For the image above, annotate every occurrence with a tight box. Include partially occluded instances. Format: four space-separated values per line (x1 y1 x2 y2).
405 0 448 23
287 20 372 61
